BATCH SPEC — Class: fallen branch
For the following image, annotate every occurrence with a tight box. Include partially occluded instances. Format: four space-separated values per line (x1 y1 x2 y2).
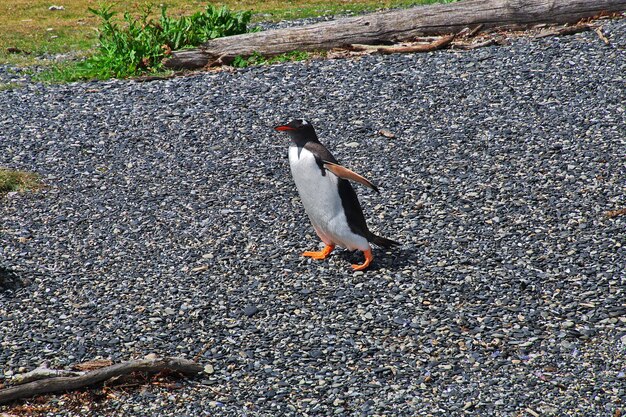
164 0 626 69
350 34 455 54
0 357 203 405
534 24 591 38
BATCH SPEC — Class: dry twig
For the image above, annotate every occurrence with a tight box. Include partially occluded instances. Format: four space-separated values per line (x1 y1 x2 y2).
72 359 114 371
605 208 626 218
594 26 610 44
193 340 214 362
468 24 484 37
535 24 591 38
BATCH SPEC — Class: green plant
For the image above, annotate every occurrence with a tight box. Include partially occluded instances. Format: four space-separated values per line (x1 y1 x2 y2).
0 169 42 195
232 50 311 68
42 3 255 81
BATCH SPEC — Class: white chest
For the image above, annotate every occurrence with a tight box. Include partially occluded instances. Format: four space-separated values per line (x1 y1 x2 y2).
287 145 370 251
288 145 342 223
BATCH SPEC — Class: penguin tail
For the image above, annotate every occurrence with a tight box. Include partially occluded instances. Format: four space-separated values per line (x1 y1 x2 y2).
369 234 400 248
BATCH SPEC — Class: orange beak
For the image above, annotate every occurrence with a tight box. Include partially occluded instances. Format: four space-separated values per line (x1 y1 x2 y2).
274 125 295 131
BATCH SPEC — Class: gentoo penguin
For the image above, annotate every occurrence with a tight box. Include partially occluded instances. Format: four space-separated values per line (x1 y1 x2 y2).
274 119 399 271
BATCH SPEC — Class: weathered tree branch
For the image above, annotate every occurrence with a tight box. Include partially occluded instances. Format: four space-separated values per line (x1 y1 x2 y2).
0 357 203 405
164 0 626 69
350 34 455 54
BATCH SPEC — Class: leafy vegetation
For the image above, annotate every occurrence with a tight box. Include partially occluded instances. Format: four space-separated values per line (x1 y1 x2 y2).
0 169 42 195
42 4 255 81
231 50 311 68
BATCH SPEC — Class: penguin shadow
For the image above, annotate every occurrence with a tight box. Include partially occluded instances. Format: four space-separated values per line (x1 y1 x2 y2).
335 246 416 272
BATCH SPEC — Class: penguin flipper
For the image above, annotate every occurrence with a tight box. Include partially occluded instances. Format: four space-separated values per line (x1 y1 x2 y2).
322 161 379 193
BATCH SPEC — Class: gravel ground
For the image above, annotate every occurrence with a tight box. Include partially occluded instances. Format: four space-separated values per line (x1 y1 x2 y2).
1 18 625 417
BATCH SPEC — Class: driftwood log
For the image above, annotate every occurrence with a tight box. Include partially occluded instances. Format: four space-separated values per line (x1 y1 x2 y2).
0 357 203 405
164 0 626 69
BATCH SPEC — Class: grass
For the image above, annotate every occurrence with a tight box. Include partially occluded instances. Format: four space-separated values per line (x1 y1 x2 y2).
0 168 42 195
256 0 456 20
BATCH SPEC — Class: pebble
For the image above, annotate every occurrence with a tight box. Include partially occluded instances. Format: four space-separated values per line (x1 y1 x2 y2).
243 305 260 317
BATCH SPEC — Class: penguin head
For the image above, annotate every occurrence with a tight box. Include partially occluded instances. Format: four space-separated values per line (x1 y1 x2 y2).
274 119 318 145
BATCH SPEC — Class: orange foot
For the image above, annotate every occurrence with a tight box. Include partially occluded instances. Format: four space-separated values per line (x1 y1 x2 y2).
302 244 335 260
352 249 373 271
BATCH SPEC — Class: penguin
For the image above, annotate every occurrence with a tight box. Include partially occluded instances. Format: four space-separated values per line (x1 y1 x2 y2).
274 119 399 271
